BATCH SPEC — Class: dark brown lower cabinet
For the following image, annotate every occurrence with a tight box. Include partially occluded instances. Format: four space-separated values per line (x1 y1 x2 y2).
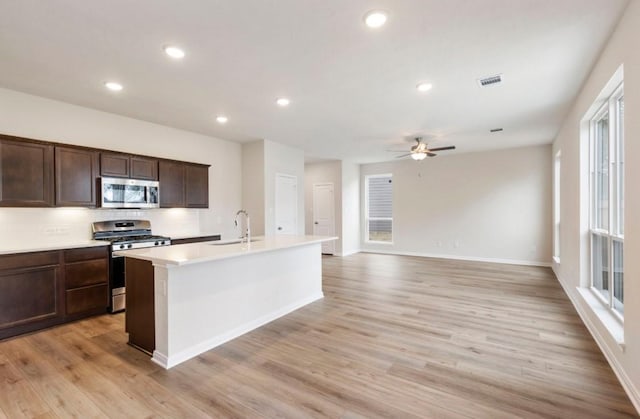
0 251 63 339
64 246 109 317
170 235 221 245
125 257 155 354
0 246 109 340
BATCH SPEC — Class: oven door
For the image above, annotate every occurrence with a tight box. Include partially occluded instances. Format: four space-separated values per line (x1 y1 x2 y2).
110 254 126 313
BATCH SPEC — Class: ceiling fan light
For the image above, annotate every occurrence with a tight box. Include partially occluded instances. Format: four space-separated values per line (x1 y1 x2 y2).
411 152 427 161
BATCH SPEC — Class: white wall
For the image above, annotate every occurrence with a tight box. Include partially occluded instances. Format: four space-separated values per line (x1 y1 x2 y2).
0 87 242 246
360 145 552 265
341 160 360 256
241 141 265 236
552 0 640 410
241 139 305 237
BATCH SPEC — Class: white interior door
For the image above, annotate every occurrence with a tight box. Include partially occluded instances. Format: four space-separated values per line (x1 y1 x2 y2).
313 183 336 255
275 173 298 235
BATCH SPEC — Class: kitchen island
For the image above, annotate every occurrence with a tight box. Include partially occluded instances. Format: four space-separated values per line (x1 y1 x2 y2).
117 235 336 369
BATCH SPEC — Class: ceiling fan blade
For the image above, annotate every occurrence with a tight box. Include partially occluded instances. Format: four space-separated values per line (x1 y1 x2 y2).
427 152 437 157
395 153 412 158
428 146 456 152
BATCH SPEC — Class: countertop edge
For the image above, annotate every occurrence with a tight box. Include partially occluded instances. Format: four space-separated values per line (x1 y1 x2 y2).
0 240 110 255
116 236 338 267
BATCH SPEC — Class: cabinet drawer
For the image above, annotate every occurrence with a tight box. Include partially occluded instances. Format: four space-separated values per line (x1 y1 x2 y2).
66 284 108 315
65 259 108 289
0 251 60 271
64 246 108 263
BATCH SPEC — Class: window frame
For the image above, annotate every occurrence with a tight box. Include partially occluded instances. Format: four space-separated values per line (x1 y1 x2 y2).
589 82 624 319
553 150 561 263
364 173 393 244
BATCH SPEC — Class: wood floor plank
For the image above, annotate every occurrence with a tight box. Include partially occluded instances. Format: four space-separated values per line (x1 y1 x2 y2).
0 253 636 418
0 352 52 418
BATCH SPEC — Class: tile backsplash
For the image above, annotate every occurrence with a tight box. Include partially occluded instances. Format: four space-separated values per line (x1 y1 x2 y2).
0 207 202 248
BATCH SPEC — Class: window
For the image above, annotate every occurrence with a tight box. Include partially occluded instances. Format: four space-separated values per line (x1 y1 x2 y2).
365 174 392 243
553 151 561 262
590 83 624 316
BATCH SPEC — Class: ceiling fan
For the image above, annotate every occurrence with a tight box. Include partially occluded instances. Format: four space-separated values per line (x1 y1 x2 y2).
389 137 456 160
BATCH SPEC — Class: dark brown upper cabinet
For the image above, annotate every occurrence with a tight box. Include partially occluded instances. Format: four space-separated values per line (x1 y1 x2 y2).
100 153 158 180
159 160 209 208
100 152 130 178
131 156 158 180
158 160 185 207
0 136 54 207
185 163 209 208
55 146 99 207
0 133 206 208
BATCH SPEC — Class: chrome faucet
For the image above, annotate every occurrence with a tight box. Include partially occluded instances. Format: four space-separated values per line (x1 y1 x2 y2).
234 209 251 244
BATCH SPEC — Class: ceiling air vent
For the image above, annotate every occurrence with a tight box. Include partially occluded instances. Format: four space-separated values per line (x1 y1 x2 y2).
478 74 503 87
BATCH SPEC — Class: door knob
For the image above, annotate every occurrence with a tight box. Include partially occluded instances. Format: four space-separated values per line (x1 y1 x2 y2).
314 222 319 225
278 226 283 230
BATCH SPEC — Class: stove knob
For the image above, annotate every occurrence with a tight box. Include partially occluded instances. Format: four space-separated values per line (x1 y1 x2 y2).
160 240 166 245
119 244 125 250
154 241 159 246
127 244 133 249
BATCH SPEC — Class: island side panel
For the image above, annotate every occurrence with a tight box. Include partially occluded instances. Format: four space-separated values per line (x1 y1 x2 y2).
152 266 170 367
152 242 323 368
124 257 155 354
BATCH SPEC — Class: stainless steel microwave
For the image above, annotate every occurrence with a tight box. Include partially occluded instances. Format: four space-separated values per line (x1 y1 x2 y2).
100 177 160 208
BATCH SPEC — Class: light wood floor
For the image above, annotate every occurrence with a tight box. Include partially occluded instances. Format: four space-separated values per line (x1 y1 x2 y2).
0 253 637 418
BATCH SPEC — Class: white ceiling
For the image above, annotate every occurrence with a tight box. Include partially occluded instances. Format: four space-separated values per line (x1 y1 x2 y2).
0 0 629 163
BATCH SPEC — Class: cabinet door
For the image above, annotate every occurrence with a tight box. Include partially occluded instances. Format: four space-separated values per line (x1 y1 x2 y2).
0 137 54 207
158 160 185 207
55 146 99 207
100 152 130 178
0 251 63 339
131 156 158 180
185 164 209 208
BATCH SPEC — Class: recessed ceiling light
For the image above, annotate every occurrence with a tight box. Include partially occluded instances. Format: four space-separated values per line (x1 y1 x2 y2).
416 82 433 92
104 81 123 92
164 46 185 59
364 10 388 28
216 115 228 124
276 97 290 107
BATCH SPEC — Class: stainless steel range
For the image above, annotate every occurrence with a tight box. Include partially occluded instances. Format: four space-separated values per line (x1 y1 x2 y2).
92 220 171 313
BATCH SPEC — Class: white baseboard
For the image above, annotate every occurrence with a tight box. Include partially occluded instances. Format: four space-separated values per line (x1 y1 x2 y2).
152 292 324 369
553 269 640 414
360 248 551 267
335 248 361 257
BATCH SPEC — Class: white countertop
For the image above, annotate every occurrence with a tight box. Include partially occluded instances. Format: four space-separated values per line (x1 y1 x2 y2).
0 240 109 255
115 235 337 267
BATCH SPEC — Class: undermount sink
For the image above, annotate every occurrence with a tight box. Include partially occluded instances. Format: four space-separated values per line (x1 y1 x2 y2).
210 239 259 246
